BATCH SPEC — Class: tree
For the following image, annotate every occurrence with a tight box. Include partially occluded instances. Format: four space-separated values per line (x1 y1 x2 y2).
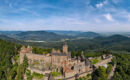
93 66 108 80
106 64 112 74
22 55 28 72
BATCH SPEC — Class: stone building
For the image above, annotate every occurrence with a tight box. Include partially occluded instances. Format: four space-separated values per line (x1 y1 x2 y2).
19 46 32 64
19 44 91 79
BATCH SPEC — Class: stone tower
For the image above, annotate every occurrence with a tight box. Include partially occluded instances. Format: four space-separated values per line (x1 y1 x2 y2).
19 45 32 64
63 43 68 53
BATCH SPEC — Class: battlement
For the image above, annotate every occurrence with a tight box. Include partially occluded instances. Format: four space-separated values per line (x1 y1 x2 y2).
20 46 32 54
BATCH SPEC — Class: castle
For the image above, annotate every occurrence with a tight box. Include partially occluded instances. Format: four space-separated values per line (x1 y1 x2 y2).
19 44 91 80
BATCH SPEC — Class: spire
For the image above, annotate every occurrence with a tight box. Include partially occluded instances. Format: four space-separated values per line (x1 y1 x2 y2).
81 51 85 61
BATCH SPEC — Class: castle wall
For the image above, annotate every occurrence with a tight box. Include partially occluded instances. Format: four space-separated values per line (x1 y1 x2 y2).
51 55 68 66
94 57 113 68
26 53 52 63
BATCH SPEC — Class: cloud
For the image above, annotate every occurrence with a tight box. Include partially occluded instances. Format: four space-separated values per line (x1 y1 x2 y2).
0 16 89 31
96 3 103 8
128 15 130 21
0 0 130 32
96 0 108 8
112 0 121 4
104 13 114 21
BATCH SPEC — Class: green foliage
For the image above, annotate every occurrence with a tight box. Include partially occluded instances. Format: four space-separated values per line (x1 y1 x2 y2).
15 64 24 80
106 64 113 74
22 55 28 72
112 54 130 80
32 72 44 79
51 72 61 77
90 58 99 64
13 55 19 62
76 77 88 80
92 66 108 80
0 39 20 80
26 70 33 80
76 74 92 80
32 47 51 55
71 51 105 58
15 55 28 80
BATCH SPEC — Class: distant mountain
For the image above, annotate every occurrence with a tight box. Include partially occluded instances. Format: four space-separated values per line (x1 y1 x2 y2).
0 34 15 40
14 31 71 41
46 30 82 36
94 34 129 42
0 31 23 35
0 34 22 43
76 32 100 38
0 31 100 41
25 34 130 52
46 30 100 38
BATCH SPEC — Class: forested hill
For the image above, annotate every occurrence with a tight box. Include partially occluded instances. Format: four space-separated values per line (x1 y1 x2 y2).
0 31 23 35
25 34 130 52
75 32 100 38
69 35 130 51
0 34 23 43
46 30 82 36
46 30 100 38
14 31 71 41
94 34 130 41
0 39 21 80
0 31 101 41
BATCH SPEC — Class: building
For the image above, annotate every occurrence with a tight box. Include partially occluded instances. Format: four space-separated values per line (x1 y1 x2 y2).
19 44 91 79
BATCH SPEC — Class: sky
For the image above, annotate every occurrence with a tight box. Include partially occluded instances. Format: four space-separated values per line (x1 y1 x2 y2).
0 0 130 32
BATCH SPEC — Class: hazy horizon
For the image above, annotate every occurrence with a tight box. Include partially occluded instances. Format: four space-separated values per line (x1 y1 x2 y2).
0 0 130 32
1 29 130 33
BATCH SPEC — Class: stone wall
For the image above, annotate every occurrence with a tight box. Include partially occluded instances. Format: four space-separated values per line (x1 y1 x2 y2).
94 57 113 68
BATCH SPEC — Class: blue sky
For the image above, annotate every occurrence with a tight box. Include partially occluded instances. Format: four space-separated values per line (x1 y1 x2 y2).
0 0 130 32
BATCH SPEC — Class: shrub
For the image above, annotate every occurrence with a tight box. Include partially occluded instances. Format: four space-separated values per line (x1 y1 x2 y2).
32 72 44 79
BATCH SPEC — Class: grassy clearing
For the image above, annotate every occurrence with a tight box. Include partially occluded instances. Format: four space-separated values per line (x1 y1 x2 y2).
76 74 92 80
90 58 99 64
32 72 44 79
51 72 61 77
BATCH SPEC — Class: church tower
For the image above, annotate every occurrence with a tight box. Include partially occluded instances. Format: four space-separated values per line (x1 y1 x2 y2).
63 43 68 53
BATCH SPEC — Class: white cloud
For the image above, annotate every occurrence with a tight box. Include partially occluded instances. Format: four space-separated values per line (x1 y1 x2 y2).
128 15 130 21
96 3 103 8
96 0 108 8
0 16 89 31
104 13 114 21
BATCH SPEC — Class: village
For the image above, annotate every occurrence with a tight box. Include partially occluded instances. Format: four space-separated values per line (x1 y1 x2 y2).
19 44 113 80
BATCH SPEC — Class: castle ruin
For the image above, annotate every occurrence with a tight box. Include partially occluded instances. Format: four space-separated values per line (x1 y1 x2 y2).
19 44 112 80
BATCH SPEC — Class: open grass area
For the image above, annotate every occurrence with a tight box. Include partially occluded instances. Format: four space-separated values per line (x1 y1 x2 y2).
51 72 61 77
90 58 99 64
76 74 92 80
32 72 44 79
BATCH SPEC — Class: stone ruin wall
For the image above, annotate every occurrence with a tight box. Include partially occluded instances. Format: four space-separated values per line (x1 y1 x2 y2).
20 52 52 64
19 45 99 80
94 57 113 68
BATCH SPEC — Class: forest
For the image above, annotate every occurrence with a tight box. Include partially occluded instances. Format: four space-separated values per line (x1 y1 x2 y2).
0 38 130 80
0 39 28 80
